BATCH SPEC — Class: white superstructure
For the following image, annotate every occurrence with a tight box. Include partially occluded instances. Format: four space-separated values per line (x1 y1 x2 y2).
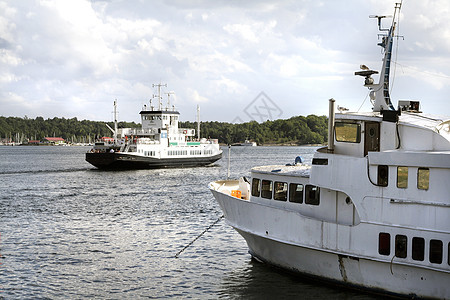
209 4 449 298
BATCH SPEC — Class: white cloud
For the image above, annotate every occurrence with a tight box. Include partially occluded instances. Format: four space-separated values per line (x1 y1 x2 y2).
223 19 277 44
0 0 448 122
188 88 208 103
0 49 22 66
214 76 249 95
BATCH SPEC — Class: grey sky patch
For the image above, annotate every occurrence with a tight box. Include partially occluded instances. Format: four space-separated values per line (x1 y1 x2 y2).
0 37 11 49
244 92 282 122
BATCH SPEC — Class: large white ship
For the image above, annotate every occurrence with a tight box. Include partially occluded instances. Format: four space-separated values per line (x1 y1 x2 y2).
86 84 222 169
209 4 450 298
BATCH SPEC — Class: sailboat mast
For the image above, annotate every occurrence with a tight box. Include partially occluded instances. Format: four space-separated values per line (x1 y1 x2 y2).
113 99 118 145
197 105 200 140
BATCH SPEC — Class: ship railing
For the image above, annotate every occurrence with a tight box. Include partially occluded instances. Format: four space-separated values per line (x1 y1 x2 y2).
119 128 159 136
136 129 159 135
137 138 160 145
201 138 219 144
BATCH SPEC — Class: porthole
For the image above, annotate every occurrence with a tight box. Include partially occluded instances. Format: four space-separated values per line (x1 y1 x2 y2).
412 237 425 261
430 239 443 264
379 232 390 256
395 235 407 258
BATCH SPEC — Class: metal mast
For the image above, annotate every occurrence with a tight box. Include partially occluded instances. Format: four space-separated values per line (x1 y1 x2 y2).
355 2 402 112
152 83 167 110
113 99 118 145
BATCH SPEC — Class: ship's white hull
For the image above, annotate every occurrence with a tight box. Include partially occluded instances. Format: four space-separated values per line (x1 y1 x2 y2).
212 189 450 299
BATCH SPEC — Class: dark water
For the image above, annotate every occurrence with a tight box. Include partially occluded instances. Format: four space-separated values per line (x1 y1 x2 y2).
0 145 380 299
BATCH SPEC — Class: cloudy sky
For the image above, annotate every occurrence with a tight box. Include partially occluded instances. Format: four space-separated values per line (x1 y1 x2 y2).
1 0 449 124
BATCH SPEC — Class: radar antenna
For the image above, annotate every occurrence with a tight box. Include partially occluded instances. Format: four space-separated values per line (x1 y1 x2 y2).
355 2 402 112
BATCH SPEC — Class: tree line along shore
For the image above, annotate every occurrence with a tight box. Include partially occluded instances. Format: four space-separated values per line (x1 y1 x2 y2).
0 114 327 146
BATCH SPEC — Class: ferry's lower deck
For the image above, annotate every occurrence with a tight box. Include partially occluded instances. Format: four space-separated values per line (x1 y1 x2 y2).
86 151 222 169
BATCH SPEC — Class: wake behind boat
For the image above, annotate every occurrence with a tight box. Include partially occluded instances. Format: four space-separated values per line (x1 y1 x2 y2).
86 84 222 169
209 4 450 299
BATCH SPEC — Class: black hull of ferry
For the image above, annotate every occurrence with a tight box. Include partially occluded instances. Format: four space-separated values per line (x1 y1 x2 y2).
86 152 222 170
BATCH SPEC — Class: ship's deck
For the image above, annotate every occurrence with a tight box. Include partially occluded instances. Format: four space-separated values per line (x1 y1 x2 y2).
251 164 311 177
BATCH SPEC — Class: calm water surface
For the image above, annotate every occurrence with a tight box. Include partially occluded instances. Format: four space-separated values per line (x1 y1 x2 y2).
0 145 381 299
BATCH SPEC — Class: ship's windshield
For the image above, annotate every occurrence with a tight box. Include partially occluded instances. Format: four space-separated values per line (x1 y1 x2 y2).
335 122 361 143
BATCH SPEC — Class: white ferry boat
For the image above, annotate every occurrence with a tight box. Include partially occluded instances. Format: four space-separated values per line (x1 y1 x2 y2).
241 140 257 147
86 84 222 169
209 4 450 298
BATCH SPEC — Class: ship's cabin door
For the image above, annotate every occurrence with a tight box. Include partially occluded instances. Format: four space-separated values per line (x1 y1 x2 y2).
364 122 380 156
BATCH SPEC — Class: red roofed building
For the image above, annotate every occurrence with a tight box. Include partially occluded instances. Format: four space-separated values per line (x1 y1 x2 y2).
43 137 66 145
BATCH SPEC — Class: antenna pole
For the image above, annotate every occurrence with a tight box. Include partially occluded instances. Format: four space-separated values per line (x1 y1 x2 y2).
166 92 174 110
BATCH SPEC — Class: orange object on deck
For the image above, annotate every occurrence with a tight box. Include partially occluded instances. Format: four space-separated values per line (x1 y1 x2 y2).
231 190 242 198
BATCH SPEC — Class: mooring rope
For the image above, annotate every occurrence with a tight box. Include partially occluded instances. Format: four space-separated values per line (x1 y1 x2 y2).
174 214 224 258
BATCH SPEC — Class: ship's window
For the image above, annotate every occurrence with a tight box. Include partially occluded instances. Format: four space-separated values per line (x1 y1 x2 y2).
379 232 390 256
417 167 429 190
251 178 260 197
261 180 273 199
430 239 443 264
395 235 407 258
289 183 303 203
274 182 288 201
378 165 388 187
335 122 361 143
412 237 425 261
397 166 408 188
305 185 320 205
